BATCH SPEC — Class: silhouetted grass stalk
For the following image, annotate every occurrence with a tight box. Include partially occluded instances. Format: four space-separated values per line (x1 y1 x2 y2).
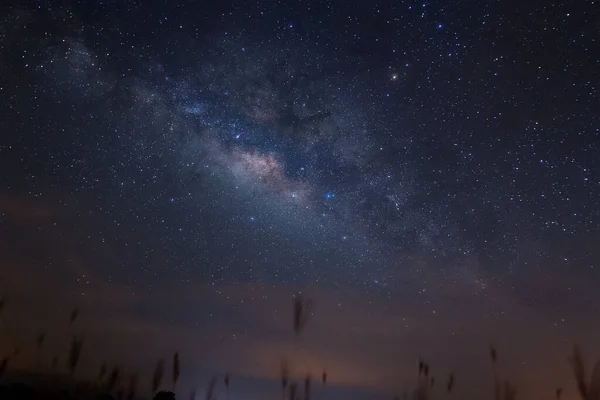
281 358 289 400
35 330 46 372
224 373 230 400
152 358 165 394
206 377 216 400
173 352 180 392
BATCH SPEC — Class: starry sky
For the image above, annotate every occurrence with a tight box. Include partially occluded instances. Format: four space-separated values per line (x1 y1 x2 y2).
0 0 599 399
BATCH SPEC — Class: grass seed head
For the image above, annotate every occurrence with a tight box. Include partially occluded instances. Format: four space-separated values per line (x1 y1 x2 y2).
70 307 79 325
447 373 455 393
152 359 165 393
206 377 217 400
67 335 84 374
490 346 498 364
281 358 289 389
173 352 180 387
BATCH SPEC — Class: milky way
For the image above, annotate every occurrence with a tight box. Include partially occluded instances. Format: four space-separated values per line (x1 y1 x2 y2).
1 1 599 298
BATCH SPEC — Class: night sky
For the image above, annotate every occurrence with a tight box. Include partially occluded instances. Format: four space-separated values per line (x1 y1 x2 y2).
1 0 599 399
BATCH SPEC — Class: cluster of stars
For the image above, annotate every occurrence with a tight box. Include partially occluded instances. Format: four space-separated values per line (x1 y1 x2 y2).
0 0 597 300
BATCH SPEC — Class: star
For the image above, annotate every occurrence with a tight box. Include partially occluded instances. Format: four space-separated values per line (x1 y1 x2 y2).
1 2 597 399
